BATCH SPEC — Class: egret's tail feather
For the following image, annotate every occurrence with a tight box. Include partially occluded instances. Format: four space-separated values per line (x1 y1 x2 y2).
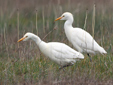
99 47 107 54
78 53 84 59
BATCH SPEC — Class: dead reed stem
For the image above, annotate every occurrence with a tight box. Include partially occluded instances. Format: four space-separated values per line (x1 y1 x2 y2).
17 8 19 48
35 9 41 59
92 4 96 50
100 14 103 46
4 23 9 58
84 9 88 30
36 9 38 35
92 4 95 38
42 7 45 34
42 28 55 40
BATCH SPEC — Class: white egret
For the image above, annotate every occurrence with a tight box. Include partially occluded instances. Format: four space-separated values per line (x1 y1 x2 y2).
18 32 84 69
55 12 107 61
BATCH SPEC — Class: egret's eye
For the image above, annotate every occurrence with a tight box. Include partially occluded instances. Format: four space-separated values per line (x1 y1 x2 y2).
63 15 65 17
26 36 28 38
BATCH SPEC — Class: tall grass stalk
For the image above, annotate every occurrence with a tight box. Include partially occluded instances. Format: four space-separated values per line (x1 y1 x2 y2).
3 23 9 58
42 7 45 34
100 14 104 47
36 9 38 35
84 9 88 30
92 4 96 50
17 8 19 48
92 4 95 38
42 28 54 40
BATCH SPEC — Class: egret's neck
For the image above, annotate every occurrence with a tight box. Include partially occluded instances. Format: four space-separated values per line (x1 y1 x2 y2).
64 19 73 30
31 35 42 46
64 19 73 42
30 34 48 54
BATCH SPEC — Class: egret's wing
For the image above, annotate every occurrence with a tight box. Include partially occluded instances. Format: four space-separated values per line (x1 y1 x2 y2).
72 28 100 51
48 42 84 59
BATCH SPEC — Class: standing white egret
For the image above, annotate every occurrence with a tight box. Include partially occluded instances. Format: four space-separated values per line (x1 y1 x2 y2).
18 32 84 69
55 12 107 61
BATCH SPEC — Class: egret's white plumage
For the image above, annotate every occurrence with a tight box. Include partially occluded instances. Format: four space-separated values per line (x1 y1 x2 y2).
18 32 84 68
55 12 107 60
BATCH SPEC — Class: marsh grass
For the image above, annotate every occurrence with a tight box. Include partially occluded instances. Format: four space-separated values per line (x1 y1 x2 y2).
0 0 113 84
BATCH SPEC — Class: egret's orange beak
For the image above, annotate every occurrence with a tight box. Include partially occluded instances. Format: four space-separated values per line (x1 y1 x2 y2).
17 37 26 42
55 17 62 21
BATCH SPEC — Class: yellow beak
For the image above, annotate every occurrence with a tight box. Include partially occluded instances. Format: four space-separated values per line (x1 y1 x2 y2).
17 37 26 42
55 17 62 21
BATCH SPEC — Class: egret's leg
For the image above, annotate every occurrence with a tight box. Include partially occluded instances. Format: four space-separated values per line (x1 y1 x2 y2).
59 64 73 70
59 67 65 72
87 53 92 62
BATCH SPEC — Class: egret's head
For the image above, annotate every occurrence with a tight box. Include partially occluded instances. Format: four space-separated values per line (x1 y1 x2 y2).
17 32 34 42
55 12 73 21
